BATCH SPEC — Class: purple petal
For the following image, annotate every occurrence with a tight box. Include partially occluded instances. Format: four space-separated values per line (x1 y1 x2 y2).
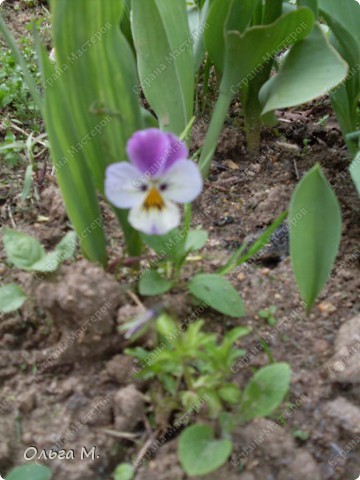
162 133 188 173
126 129 188 177
126 129 170 176
123 309 156 339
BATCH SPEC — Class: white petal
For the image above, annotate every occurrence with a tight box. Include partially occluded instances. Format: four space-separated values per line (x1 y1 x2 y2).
105 162 147 208
129 200 180 235
160 159 203 204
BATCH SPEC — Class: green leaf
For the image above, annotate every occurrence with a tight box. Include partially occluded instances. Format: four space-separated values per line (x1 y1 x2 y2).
40 0 144 261
350 152 360 195
318 0 360 156
289 164 342 309
6 464 52 480
239 363 291 423
3 229 45 270
218 383 241 404
28 252 60 273
199 7 314 176
156 313 177 337
191 0 212 71
205 0 261 71
218 211 288 275
20 164 33 203
260 25 348 115
319 0 360 51
0 283 27 313
222 326 250 345
188 273 244 317
178 424 233 476
139 270 172 296
141 228 180 260
211 8 314 92
30 231 77 273
54 231 77 261
185 229 208 253
113 463 135 480
132 0 194 135
298 0 318 16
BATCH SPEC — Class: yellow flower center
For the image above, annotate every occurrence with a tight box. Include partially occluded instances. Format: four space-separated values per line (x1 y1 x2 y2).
143 187 165 211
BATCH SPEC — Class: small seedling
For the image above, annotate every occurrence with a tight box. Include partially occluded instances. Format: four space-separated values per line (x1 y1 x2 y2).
258 305 278 326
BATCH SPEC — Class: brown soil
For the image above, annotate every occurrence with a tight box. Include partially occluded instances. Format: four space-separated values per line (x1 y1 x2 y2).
1 3 360 480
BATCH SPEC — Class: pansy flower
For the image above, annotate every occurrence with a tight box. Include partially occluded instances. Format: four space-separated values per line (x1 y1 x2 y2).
105 128 203 235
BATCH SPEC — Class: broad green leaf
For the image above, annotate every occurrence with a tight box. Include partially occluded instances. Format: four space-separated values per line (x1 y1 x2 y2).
188 274 244 317
113 463 135 480
298 0 318 16
205 0 261 72
55 231 77 261
318 0 360 51
6 464 52 480
199 8 314 176
178 424 232 476
331 77 359 158
263 0 283 23
141 228 181 260
132 0 194 135
239 363 291 423
139 270 172 296
121 0 134 51
24 231 76 273
35 42 108 265
211 8 314 91
260 25 348 115
41 0 143 260
318 0 360 157
289 164 342 309
192 0 212 71
3 229 45 270
30 252 62 273
218 383 241 404
185 229 208 253
187 5 201 39
350 152 360 195
0 283 27 313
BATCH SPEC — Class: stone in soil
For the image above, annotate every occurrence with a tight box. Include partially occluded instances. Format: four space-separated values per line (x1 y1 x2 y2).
323 397 360 435
41 185 67 223
34 260 125 362
327 314 360 383
105 354 137 385
232 419 320 479
114 385 145 431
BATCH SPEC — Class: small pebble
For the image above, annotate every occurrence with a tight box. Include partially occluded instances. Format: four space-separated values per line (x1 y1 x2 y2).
318 302 336 315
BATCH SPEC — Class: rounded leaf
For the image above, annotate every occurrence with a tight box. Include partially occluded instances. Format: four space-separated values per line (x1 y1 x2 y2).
289 164 342 309
188 274 244 317
6 464 52 480
178 424 232 476
239 363 291 423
